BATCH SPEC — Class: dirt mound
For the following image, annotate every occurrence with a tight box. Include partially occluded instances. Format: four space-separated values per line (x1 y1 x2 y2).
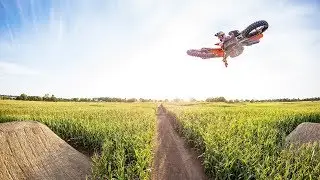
285 122 320 146
0 121 92 180
152 105 207 180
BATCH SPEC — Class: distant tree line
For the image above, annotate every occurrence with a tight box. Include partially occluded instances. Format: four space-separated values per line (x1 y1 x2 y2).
1 94 320 103
0 94 158 102
205 96 320 103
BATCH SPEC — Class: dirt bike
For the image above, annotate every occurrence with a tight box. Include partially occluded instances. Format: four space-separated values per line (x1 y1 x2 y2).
186 20 269 67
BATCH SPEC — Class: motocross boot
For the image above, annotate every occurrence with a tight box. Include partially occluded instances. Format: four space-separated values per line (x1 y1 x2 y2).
222 55 228 67
223 60 228 67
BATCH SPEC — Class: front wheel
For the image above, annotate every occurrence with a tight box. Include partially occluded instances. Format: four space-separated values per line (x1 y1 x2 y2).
242 20 268 38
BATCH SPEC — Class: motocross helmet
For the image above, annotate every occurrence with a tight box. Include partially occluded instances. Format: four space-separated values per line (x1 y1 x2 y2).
215 31 225 38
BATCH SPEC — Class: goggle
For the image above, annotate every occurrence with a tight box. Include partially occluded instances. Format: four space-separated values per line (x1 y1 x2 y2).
215 33 224 38
217 35 224 39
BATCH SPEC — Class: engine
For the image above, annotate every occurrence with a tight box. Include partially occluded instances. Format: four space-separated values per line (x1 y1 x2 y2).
229 46 244 58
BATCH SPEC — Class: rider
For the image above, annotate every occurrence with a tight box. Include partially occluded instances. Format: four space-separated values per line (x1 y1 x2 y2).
214 31 231 66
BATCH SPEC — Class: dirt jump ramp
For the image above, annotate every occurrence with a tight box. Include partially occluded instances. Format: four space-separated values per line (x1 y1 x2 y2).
286 122 320 146
0 121 92 180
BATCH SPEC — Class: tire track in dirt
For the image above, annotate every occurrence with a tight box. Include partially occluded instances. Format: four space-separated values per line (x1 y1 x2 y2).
152 105 207 180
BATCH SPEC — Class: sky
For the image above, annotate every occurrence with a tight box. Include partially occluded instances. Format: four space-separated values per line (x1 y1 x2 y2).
0 0 319 100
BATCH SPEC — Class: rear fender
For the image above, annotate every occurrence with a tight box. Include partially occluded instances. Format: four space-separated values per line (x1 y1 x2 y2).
210 48 224 57
186 48 224 59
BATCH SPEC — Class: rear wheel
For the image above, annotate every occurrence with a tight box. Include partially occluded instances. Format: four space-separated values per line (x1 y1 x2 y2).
242 20 268 38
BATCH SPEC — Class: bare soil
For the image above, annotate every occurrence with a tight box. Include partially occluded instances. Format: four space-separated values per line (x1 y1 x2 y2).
0 121 92 180
151 105 208 180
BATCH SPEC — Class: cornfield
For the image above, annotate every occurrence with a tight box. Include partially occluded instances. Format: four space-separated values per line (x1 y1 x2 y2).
164 102 320 179
0 100 157 179
1 100 320 179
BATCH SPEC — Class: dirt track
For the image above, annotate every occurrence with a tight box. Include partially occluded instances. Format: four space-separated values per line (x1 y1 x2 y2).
152 105 207 180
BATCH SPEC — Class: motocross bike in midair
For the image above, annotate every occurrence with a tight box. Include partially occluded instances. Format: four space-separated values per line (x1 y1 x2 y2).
186 20 269 67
